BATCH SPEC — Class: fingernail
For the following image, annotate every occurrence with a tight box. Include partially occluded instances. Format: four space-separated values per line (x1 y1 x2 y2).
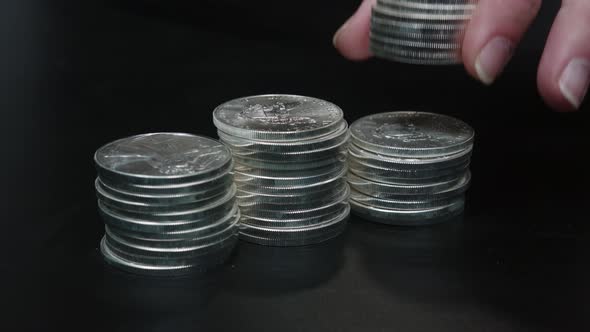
475 37 514 85
559 58 590 110
333 21 349 47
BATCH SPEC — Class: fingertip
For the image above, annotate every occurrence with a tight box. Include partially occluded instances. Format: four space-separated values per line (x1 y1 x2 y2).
537 70 577 112
333 0 376 61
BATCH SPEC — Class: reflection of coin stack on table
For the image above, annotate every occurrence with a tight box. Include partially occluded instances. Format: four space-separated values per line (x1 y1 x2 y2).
94 133 239 276
213 95 350 246
370 0 479 65
348 112 474 225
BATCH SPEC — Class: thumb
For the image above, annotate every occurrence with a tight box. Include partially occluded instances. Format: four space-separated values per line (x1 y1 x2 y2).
333 0 376 61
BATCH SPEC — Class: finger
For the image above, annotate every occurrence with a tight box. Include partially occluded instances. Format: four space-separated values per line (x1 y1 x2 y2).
537 0 590 111
333 0 376 61
462 0 542 84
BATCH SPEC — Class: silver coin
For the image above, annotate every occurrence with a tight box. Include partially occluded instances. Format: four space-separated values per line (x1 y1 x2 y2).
347 170 468 195
100 235 237 275
96 179 233 214
376 4 474 16
213 94 344 141
369 33 461 52
99 184 236 222
240 195 349 221
96 177 232 205
238 186 349 212
348 141 471 169
370 34 461 51
350 112 474 157
232 151 347 171
238 204 350 246
356 171 471 204
235 166 346 194
371 46 462 65
104 206 239 240
236 179 348 207
370 38 462 59
104 221 239 259
350 187 464 210
238 183 349 214
233 161 345 181
378 0 477 11
240 203 350 229
95 133 233 185
98 199 238 235
224 136 348 163
217 120 349 153
98 170 233 196
350 196 465 226
234 163 347 188
370 22 465 43
104 213 239 248
348 156 469 182
371 29 465 46
371 15 467 31
372 5 472 21
371 10 468 29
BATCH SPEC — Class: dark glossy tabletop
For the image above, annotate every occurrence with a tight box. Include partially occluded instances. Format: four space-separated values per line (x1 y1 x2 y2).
2 1 589 331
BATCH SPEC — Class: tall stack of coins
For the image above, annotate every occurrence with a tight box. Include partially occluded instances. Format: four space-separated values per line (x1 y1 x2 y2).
348 112 474 225
213 95 350 246
94 133 239 275
370 0 479 65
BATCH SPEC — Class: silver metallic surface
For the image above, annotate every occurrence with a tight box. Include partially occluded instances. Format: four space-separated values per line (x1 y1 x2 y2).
348 156 470 181
239 205 349 246
104 207 240 240
347 170 468 196
105 215 239 249
239 204 350 229
235 167 347 195
95 133 232 185
350 112 474 157
217 120 349 153
96 176 232 205
104 222 239 259
231 152 347 171
98 169 233 195
213 94 344 141
100 235 237 276
95 179 231 213
350 187 464 210
348 141 471 168
235 164 347 190
370 0 479 65
350 197 465 226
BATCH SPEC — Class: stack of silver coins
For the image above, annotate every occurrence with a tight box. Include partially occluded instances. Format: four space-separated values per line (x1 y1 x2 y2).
370 0 479 65
94 133 239 275
347 112 474 225
213 94 351 246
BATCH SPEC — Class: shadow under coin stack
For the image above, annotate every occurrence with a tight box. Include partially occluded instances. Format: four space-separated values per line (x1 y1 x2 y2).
213 95 350 246
370 0 479 65
348 112 474 225
94 133 239 275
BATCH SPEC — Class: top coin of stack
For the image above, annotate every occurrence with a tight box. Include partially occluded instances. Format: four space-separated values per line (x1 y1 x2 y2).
94 133 240 276
370 0 479 65
213 95 351 246
347 112 474 225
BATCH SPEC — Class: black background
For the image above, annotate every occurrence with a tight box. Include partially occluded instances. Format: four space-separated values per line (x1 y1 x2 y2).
2 0 589 331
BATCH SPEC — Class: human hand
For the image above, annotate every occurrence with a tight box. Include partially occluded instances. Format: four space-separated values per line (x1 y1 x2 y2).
333 0 589 111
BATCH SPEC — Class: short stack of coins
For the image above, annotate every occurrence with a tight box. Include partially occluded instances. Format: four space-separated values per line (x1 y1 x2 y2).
213 94 350 246
370 0 479 65
347 112 474 225
94 133 239 275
